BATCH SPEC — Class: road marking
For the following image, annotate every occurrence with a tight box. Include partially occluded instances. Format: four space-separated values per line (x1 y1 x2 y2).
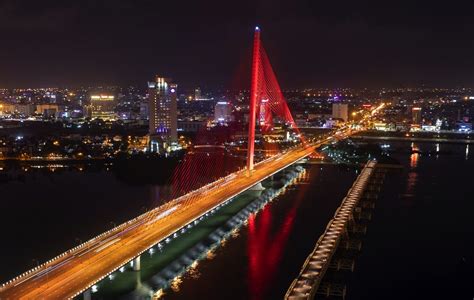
145 205 180 226
94 238 121 253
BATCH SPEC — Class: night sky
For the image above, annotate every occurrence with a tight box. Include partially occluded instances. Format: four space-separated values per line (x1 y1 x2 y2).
2 0 474 89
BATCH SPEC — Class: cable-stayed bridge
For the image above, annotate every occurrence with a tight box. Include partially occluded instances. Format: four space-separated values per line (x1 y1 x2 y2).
0 27 374 300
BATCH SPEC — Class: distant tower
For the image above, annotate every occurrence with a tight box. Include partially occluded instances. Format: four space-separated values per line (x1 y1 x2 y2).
148 76 178 152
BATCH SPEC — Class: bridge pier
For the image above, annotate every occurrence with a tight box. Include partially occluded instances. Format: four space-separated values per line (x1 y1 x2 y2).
132 256 141 271
83 288 92 300
135 268 142 289
249 182 265 191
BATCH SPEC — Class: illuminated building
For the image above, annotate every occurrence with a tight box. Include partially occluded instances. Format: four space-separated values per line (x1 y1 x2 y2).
193 87 211 101
194 87 202 101
259 99 269 127
148 76 178 152
0 102 15 116
214 101 233 123
412 107 422 124
36 104 59 118
332 103 348 122
0 103 35 116
87 94 116 120
456 119 472 132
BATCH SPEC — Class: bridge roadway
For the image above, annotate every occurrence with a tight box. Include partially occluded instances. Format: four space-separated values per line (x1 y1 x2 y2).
0 142 322 299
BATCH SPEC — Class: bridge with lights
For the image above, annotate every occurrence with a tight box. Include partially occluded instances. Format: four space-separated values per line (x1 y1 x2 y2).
0 28 378 300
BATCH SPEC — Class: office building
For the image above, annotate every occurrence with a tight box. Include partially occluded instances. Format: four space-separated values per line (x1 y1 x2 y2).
332 103 349 122
36 104 59 118
214 101 233 123
0 102 15 116
87 94 116 120
0 103 35 116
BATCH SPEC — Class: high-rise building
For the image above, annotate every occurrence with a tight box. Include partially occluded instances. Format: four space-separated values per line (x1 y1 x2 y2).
214 101 233 123
332 103 348 122
412 107 422 124
194 87 202 101
148 77 178 151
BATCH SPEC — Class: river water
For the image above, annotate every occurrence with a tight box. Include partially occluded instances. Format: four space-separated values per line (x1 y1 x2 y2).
0 164 166 283
348 141 474 299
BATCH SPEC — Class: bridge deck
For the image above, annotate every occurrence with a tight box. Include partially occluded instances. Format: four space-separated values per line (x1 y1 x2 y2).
0 145 317 299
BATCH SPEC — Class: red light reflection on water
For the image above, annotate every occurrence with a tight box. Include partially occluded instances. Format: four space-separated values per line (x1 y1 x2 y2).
406 171 418 195
247 178 309 300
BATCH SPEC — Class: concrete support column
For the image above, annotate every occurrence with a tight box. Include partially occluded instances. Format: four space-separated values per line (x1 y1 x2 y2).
250 182 265 191
135 268 142 289
83 289 92 300
133 256 141 271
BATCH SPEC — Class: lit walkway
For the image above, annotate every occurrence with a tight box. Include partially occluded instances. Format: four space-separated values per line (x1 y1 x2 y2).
285 160 377 300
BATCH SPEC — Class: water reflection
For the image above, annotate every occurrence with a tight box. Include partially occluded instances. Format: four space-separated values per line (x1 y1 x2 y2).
247 177 309 300
410 142 419 168
404 171 418 200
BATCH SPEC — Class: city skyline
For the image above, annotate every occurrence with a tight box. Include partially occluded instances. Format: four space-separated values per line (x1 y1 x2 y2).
2 0 474 89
